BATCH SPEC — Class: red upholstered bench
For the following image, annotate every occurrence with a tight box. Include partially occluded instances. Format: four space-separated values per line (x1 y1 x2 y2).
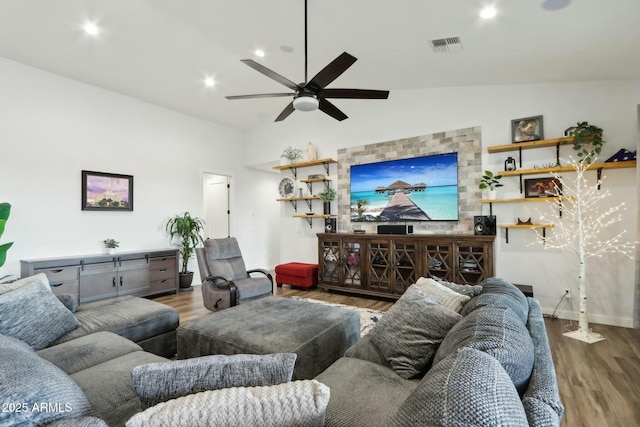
275 262 318 290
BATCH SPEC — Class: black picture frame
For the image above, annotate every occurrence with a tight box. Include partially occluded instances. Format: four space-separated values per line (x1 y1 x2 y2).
512 115 544 143
524 177 561 198
82 170 134 211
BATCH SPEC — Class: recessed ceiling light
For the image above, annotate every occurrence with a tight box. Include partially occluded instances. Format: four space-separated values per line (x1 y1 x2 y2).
542 0 571 10
83 21 100 36
204 77 215 88
254 49 265 58
479 6 497 19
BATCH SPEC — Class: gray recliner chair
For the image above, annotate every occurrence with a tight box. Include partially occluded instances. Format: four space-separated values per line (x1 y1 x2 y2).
196 237 273 312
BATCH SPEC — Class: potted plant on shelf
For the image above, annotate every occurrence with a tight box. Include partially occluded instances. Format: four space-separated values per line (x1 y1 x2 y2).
281 146 303 165
317 187 337 215
103 238 120 255
479 170 503 199
564 121 605 165
166 212 205 290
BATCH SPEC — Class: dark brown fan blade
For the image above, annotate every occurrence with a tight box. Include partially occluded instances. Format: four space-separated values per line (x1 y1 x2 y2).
321 89 389 99
226 93 295 100
319 98 348 121
275 102 296 122
307 52 357 90
240 59 300 90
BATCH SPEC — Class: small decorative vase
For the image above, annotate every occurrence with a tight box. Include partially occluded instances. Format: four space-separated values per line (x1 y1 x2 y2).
106 248 116 255
323 202 331 215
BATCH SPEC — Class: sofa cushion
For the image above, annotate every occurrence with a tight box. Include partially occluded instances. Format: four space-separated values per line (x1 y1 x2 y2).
370 284 462 379
0 272 47 295
47 416 109 427
523 298 565 426
125 380 330 427
415 277 471 312
434 305 534 394
71 350 168 427
54 295 179 345
0 276 80 349
431 275 483 297
0 334 91 426
56 293 79 313
344 334 391 367
390 347 529 427
462 277 529 324
315 356 419 427
131 353 297 409
37 331 143 375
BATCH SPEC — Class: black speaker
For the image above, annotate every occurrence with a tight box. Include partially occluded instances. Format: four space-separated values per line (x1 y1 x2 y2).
377 225 414 235
325 218 337 233
474 215 496 236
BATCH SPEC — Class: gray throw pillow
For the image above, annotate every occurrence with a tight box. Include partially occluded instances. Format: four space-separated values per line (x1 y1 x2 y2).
431 275 483 297
0 277 80 349
56 294 79 313
131 353 297 409
126 380 330 427
0 272 48 295
370 284 462 379
390 347 528 427
415 277 470 312
0 335 91 426
433 305 534 395
463 277 529 323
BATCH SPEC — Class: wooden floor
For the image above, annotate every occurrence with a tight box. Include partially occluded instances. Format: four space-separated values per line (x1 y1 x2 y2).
153 286 640 427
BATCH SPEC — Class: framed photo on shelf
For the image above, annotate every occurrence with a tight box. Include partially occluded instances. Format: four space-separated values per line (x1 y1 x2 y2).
512 115 544 143
524 177 561 198
81 170 134 211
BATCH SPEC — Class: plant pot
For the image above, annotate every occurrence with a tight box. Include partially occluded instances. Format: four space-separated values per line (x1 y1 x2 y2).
487 190 497 200
179 272 194 289
106 248 116 255
323 202 331 215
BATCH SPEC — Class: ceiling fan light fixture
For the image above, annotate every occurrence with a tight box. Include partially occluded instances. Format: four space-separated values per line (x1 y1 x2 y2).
293 95 319 112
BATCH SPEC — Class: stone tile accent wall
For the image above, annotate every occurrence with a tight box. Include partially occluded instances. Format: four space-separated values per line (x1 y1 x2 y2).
336 126 482 234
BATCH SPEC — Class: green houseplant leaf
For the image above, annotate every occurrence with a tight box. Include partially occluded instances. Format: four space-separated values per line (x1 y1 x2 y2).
564 121 605 165
166 212 205 274
0 203 13 268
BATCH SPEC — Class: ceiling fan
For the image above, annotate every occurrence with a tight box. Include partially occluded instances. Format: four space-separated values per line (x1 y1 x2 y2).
225 0 389 122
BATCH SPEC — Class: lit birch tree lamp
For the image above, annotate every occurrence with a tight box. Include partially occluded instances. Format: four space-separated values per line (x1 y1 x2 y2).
532 157 637 344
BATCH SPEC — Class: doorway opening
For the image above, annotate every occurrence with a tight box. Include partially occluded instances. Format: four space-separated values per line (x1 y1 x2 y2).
203 173 231 239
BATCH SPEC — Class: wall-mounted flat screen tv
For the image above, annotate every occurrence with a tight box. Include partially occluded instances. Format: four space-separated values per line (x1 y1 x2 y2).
350 152 459 222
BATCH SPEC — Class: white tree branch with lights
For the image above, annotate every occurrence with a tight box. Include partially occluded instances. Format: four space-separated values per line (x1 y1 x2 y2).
532 157 636 343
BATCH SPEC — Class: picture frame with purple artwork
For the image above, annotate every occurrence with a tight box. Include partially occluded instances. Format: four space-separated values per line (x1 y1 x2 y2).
82 170 133 211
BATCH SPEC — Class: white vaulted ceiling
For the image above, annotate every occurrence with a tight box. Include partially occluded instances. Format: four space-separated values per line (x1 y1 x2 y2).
1 0 639 130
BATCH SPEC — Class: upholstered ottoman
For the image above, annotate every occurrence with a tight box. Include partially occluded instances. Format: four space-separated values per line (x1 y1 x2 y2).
275 262 318 289
177 296 359 379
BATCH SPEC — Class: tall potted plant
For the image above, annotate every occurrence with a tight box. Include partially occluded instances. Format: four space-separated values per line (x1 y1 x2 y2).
166 212 205 290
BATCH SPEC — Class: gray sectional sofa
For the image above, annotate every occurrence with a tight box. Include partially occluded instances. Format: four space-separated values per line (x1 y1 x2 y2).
316 277 565 427
0 274 179 426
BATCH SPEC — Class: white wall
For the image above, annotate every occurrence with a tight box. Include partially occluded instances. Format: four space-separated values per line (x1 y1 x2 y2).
0 57 249 285
244 80 640 327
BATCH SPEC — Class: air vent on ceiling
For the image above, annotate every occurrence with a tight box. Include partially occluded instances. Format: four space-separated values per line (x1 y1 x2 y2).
430 36 463 53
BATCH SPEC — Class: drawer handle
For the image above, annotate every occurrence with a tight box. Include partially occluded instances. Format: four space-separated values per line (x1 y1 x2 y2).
159 268 167 272
112 277 116 287
50 282 64 288
51 269 64 273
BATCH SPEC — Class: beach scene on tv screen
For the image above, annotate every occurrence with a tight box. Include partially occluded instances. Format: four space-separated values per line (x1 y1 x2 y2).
350 152 459 221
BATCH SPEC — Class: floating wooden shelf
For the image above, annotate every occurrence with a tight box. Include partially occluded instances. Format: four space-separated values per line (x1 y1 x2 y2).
499 224 554 244
481 196 574 204
500 160 636 177
273 158 337 178
276 196 318 202
487 137 574 154
299 177 332 183
499 224 555 229
293 214 336 229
